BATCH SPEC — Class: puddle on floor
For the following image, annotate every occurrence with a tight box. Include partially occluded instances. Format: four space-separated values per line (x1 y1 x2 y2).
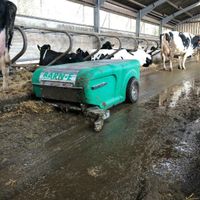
144 79 200 109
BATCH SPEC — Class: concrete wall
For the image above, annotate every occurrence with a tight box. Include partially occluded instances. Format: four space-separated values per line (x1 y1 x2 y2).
11 16 95 62
9 0 159 63
11 16 150 63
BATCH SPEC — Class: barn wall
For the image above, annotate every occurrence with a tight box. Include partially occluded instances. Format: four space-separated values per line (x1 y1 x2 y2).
9 0 159 63
11 16 95 62
10 0 97 62
175 17 200 35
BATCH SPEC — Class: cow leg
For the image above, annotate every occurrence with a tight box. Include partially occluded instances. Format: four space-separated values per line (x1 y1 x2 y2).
178 56 182 69
0 53 10 90
0 56 2 89
182 54 188 70
4 48 10 64
169 59 173 71
197 50 200 62
162 53 167 70
169 53 173 71
1 61 9 90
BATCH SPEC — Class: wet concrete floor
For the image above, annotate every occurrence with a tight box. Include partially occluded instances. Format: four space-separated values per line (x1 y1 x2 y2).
1 61 200 200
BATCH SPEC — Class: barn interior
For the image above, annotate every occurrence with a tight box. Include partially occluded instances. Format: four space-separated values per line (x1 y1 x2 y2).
0 0 200 199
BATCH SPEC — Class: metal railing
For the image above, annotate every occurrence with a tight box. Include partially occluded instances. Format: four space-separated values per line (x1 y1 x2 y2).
10 25 161 65
11 26 27 64
98 34 122 59
67 30 101 61
21 26 73 66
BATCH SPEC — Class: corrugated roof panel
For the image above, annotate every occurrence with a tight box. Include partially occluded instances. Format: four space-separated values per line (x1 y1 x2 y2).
154 3 178 16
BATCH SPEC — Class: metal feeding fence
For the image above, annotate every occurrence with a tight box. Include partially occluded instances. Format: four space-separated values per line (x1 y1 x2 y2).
10 25 160 67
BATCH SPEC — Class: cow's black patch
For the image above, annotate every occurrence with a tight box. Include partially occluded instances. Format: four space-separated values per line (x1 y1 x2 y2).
165 32 173 43
5 1 17 49
101 41 113 50
143 57 152 67
191 36 200 49
165 33 171 43
0 0 6 31
0 1 17 50
38 44 91 65
179 32 190 49
169 32 173 40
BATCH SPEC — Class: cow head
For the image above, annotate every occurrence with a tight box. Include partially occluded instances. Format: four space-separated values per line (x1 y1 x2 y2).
132 49 152 67
101 41 114 49
192 36 200 49
142 57 152 67
37 44 51 65
37 44 51 52
76 48 90 60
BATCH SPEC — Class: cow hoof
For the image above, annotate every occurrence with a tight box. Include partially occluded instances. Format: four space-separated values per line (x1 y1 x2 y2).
178 66 181 70
2 85 9 91
1 87 6 92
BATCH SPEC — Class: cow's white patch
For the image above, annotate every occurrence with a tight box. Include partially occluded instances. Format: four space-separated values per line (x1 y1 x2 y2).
91 48 152 67
0 29 6 56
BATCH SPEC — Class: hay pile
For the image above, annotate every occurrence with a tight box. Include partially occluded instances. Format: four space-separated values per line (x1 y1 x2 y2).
0 100 54 120
141 63 160 74
0 69 33 101
17 101 54 114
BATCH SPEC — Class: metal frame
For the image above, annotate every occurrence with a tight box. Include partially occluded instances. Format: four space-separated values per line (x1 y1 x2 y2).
161 1 200 25
98 34 122 58
10 24 160 66
11 26 28 64
177 13 200 25
167 1 193 17
94 0 106 33
136 0 167 37
68 30 101 61
23 26 73 66
135 37 149 51
117 36 138 51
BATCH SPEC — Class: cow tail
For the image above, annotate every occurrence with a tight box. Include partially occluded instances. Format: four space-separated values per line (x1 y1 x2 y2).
160 34 164 48
5 1 17 51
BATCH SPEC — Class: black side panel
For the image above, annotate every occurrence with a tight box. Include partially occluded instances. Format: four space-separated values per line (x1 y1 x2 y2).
41 86 84 103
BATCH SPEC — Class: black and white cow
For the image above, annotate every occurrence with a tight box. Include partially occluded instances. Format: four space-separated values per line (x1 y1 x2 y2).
37 44 89 66
100 41 114 49
91 47 152 67
0 0 17 90
161 31 200 71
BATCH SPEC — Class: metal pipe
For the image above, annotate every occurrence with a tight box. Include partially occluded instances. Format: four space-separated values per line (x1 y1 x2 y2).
118 36 138 51
19 26 73 66
68 30 101 61
98 34 122 59
135 37 149 51
11 26 28 64
146 39 159 49
48 31 72 65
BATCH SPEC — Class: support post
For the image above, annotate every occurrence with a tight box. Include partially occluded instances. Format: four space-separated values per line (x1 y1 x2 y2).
94 0 106 33
135 0 167 37
159 21 163 35
136 11 141 37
